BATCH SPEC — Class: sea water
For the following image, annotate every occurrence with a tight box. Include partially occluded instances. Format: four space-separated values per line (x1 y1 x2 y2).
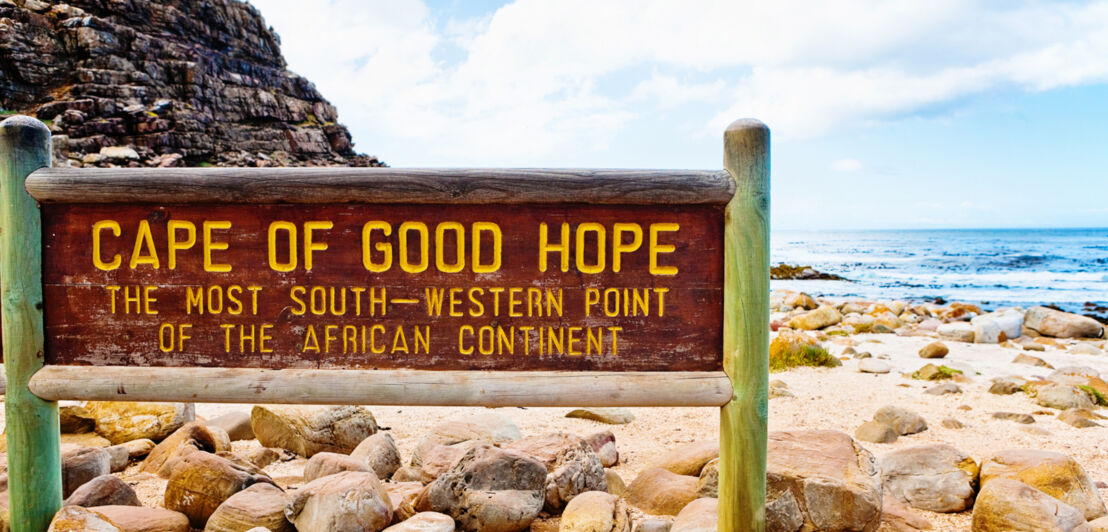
770 228 1108 315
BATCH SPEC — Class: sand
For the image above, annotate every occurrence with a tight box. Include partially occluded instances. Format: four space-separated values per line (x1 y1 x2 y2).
10 332 1108 530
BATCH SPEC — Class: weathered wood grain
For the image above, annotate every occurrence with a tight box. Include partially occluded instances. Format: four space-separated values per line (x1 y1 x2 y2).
42 203 724 371
719 119 770 532
29 367 734 406
0 116 62 531
27 167 735 205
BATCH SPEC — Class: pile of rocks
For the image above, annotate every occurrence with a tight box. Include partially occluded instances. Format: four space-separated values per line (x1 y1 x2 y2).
0 0 384 168
772 290 1104 346
18 399 1108 531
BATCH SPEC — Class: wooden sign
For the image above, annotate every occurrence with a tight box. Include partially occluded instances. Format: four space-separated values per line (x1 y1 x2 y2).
42 203 723 371
1 116 770 532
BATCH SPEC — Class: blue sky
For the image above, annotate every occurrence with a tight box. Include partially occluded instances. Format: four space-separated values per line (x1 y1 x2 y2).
249 0 1108 230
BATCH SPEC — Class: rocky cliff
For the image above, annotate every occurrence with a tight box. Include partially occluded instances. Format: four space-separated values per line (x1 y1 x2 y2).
0 0 383 167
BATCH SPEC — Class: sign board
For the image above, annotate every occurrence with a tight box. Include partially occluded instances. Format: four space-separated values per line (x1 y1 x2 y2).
43 203 723 371
0 116 769 532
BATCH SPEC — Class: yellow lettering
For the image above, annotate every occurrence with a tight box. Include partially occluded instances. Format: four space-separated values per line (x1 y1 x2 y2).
302 325 319 352
303 221 332 271
361 221 392 272
472 222 502 273
612 223 642 273
167 220 196 270
399 221 428 273
267 221 297 272
538 222 570 272
649 223 679 275
289 286 306 315
129 220 160 269
435 222 465 273
575 222 605 274
92 220 122 270
459 325 474 355
203 221 232 273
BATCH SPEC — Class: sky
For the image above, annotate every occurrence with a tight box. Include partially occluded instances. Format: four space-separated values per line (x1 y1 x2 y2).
248 0 1108 230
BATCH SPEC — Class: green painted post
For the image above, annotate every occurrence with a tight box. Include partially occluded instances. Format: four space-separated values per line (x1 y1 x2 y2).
0 116 62 531
719 118 770 532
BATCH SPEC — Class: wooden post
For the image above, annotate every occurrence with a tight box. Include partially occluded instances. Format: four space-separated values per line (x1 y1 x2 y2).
719 118 770 532
0 116 62 531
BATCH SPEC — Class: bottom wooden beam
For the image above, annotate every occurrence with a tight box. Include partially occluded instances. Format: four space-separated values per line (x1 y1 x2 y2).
29 367 733 407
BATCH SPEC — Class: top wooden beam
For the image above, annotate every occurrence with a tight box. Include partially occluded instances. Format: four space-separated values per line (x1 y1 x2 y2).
26 167 735 205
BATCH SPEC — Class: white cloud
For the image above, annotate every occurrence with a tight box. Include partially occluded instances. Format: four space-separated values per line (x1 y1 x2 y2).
247 0 1108 164
831 158 863 172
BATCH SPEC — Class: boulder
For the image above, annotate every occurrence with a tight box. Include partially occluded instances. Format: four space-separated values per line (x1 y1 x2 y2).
204 483 293 532
980 449 1106 520
625 467 698 516
1091 517 1108 532
788 305 842 330
1070 343 1103 355
48 506 121 532
65 475 141 508
302 452 373 482
419 440 485 484
972 478 1091 532
1013 353 1052 368
163 451 275 528
941 418 966 429
104 445 131 473
287 471 392 532
381 512 455 532
237 447 282 470
670 498 717 532
119 439 156 460
565 408 635 425
415 443 547 532
1059 408 1103 428
880 444 978 512
350 432 402 479
1026 306 1104 338
411 412 520 467
559 491 630 532
989 377 1026 395
633 519 673 532
923 382 962 395
854 420 897 444
86 402 194 445
251 405 377 457
206 412 254 442
62 446 111 498
90 506 191 532
874 406 927 435
502 433 606 511
59 406 97 434
139 421 231 477
766 430 881 532
584 432 619 468
880 494 932 531
858 359 891 374
918 341 949 359
696 458 719 498
651 441 719 477
937 322 974 343
1034 383 1095 411
384 482 425 522
606 470 627 497
992 412 1035 424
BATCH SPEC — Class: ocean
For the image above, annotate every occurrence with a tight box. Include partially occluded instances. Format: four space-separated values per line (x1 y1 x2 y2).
770 228 1108 317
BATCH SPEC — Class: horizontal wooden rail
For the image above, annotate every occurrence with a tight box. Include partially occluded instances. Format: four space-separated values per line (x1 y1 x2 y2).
26 168 735 205
29 367 733 407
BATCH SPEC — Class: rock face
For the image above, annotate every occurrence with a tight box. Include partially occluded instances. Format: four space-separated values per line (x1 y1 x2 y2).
90 505 191 532
766 430 882 532
0 0 383 168
880 444 979 513
48 506 120 532
625 467 699 516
